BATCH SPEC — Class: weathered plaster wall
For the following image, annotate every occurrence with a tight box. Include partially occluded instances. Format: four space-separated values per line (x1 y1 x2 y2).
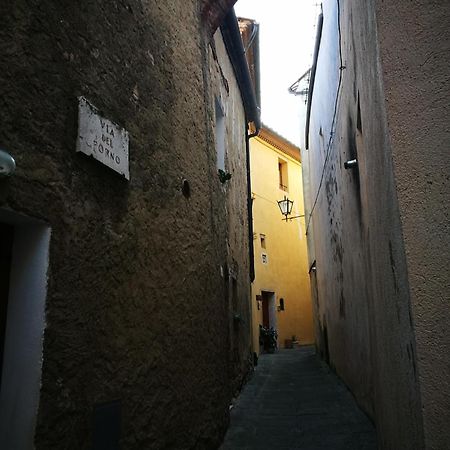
307 0 376 420
375 1 450 448
305 0 431 447
0 1 251 448
209 31 253 394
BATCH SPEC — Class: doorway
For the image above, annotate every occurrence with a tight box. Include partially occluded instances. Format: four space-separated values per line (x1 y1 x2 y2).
0 223 14 388
0 211 51 449
261 291 276 329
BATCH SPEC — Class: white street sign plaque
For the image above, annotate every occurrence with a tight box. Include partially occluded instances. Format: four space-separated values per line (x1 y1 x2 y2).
77 96 130 180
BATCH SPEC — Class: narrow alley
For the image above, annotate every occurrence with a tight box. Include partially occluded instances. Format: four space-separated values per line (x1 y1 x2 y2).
0 0 448 447
221 347 377 450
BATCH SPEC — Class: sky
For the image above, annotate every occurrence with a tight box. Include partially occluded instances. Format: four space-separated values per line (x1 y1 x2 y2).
234 0 320 147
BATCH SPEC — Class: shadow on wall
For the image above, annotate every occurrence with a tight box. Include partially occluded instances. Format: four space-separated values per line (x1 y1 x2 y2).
320 317 330 366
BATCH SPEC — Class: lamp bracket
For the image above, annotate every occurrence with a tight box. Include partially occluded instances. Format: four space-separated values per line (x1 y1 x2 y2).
282 214 305 221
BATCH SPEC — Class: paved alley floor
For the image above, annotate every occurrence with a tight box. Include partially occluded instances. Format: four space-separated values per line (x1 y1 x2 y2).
220 346 377 450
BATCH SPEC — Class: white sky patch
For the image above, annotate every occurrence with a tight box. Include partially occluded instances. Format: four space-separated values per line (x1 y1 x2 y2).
235 0 320 147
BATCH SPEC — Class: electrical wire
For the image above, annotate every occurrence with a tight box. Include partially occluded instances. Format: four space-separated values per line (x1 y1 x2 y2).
305 0 344 235
252 192 277 205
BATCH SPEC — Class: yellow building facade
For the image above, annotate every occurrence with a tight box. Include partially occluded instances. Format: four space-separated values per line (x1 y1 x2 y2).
250 127 314 351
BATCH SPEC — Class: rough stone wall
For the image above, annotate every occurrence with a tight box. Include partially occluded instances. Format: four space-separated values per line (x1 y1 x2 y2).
375 1 450 448
305 0 428 448
0 1 250 448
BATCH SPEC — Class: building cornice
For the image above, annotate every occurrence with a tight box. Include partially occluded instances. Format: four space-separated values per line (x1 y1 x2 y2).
257 126 301 163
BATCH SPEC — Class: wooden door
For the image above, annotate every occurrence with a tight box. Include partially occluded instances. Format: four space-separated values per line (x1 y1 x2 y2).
262 293 270 328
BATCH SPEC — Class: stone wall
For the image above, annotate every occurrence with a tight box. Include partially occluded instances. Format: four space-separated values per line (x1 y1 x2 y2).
0 1 252 448
303 0 449 447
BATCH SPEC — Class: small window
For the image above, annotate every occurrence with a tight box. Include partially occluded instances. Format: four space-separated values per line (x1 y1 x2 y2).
260 234 266 249
278 159 288 191
215 98 225 171
279 298 285 311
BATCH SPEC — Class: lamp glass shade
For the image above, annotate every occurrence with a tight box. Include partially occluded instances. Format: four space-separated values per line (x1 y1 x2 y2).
278 196 294 216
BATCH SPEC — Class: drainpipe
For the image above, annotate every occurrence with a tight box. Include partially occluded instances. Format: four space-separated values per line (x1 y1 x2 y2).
245 124 256 365
245 126 255 282
221 9 261 137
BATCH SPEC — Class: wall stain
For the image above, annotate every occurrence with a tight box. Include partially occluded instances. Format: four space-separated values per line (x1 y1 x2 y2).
407 341 417 380
339 287 346 318
389 240 401 323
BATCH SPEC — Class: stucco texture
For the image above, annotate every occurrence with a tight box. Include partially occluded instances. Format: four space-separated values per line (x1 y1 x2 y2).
0 1 252 448
209 31 253 395
376 1 450 448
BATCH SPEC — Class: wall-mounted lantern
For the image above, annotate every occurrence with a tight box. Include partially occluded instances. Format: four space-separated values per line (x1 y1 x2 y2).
277 195 305 222
344 159 358 170
0 149 16 177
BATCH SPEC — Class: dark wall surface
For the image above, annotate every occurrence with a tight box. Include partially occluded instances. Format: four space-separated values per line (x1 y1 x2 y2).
0 1 251 448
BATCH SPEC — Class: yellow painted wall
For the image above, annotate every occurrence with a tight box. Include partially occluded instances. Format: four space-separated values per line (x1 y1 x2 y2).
250 131 314 351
